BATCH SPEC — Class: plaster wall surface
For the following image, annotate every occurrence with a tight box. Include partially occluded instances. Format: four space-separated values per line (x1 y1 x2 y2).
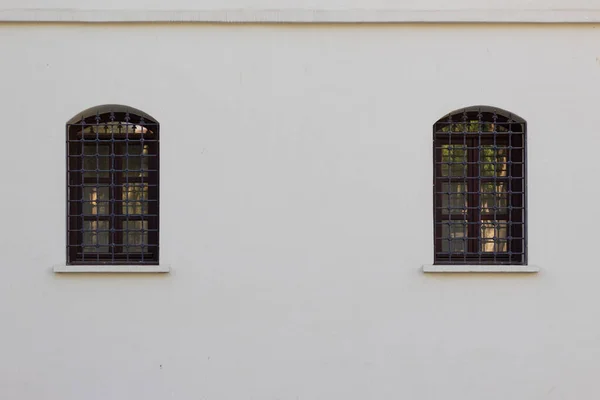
0 23 599 400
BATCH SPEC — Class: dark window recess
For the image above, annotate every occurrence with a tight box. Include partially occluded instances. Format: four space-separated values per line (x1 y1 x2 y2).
67 110 159 265
433 107 526 265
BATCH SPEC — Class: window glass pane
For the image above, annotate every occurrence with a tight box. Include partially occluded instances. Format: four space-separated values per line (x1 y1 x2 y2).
125 144 149 177
440 120 509 134
80 123 151 139
83 144 110 178
124 221 148 253
83 221 110 253
480 146 508 177
441 145 467 177
441 182 467 214
441 222 467 253
123 183 148 215
481 221 508 252
480 182 508 214
83 186 109 215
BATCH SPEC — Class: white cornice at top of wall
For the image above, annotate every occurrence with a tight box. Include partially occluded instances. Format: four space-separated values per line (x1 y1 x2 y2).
1 7 600 23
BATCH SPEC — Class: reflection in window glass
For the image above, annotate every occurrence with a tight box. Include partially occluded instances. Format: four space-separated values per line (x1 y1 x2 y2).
124 221 148 253
480 146 508 177
441 182 467 215
442 222 467 253
83 186 109 215
441 145 467 177
125 144 149 177
480 183 508 214
83 221 110 253
123 183 148 215
481 221 508 252
83 145 110 178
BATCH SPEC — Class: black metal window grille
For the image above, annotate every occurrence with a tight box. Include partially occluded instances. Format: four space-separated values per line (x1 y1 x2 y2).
433 107 526 265
67 109 159 265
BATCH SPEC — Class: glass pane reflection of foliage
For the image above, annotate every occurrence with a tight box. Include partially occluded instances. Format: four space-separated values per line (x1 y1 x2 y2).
481 146 508 177
441 145 467 177
439 120 508 134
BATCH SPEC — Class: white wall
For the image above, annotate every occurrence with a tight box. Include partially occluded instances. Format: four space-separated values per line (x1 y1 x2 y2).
1 23 600 399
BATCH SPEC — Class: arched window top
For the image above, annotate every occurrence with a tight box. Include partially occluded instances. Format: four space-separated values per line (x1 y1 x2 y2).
67 104 158 125
67 105 159 266
433 106 527 266
434 106 525 135
67 105 159 141
436 105 526 124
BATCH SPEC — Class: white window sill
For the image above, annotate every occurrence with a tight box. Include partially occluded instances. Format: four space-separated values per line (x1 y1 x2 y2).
422 265 539 273
53 264 170 273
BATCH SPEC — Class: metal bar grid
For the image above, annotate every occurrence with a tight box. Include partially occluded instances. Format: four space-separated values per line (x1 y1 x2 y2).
433 108 526 265
66 110 159 265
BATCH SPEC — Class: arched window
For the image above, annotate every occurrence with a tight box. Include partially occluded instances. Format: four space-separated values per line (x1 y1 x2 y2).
67 106 159 265
433 106 526 265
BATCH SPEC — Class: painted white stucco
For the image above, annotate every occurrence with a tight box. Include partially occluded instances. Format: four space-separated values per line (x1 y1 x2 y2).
1 20 600 400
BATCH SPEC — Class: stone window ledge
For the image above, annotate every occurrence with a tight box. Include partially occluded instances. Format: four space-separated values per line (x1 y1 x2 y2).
53 264 170 273
422 264 539 273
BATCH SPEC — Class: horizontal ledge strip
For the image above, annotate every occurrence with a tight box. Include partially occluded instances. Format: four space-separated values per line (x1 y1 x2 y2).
1 9 600 23
54 264 170 273
422 264 540 273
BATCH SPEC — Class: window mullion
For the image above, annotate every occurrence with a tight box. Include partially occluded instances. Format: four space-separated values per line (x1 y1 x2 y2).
72 142 83 263
434 143 443 258
114 142 124 258
468 138 480 259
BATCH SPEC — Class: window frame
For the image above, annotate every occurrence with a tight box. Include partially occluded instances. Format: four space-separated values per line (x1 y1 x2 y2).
432 108 527 266
66 110 160 265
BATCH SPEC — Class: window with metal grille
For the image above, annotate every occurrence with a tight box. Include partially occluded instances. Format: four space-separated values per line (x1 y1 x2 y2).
433 107 526 265
67 107 159 265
